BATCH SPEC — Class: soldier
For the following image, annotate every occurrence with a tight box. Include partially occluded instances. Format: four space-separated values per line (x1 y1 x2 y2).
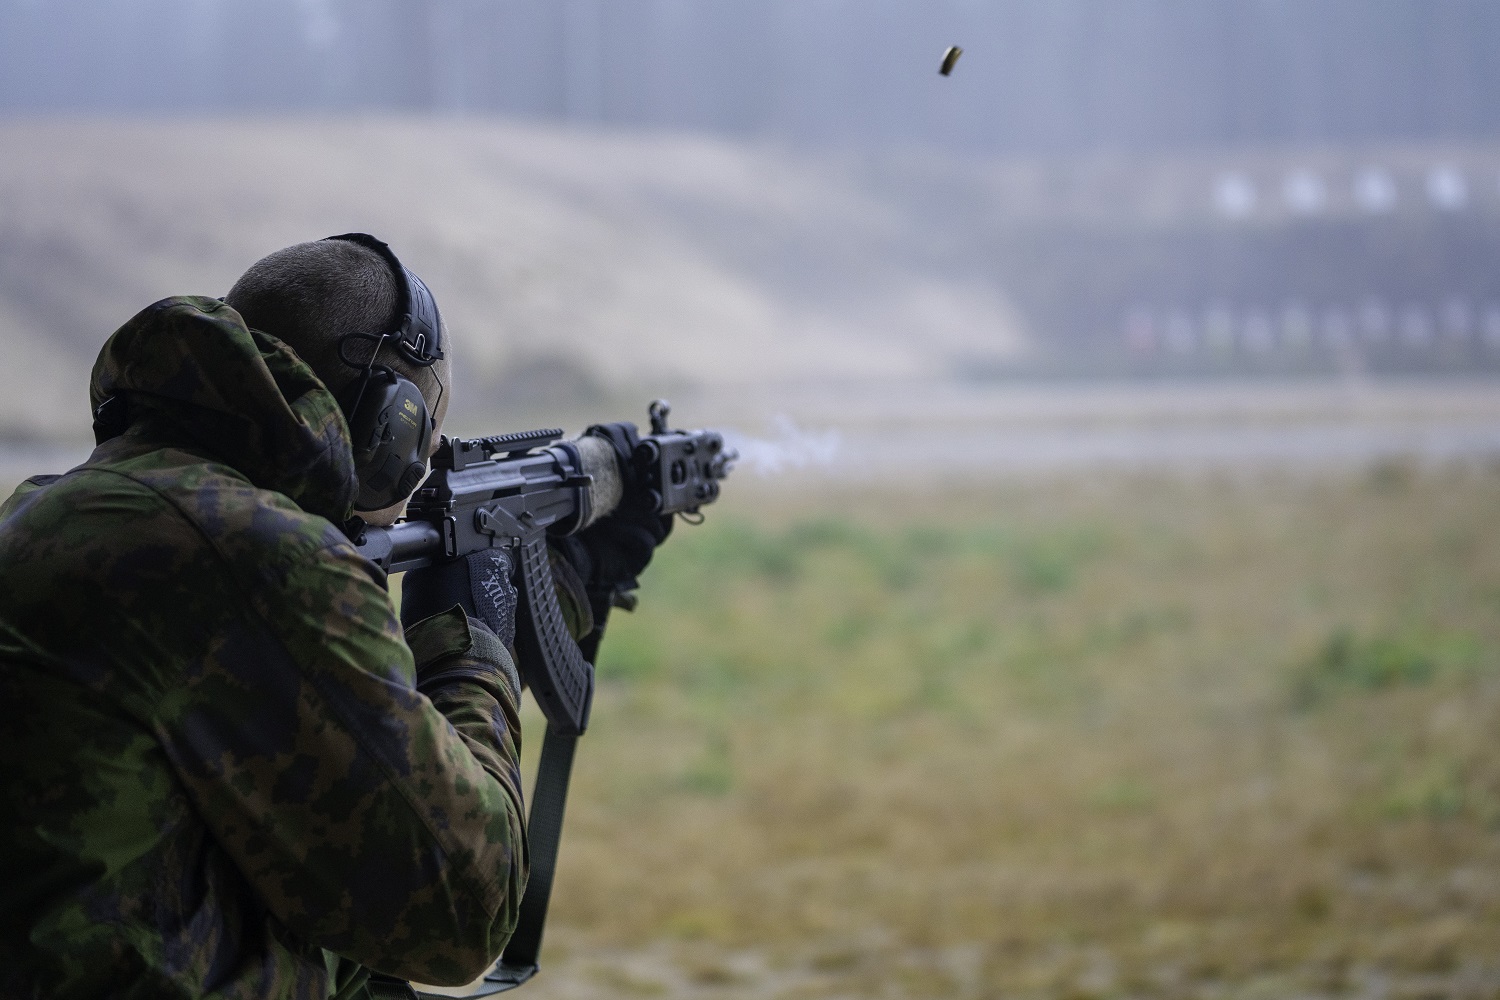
0 235 532 999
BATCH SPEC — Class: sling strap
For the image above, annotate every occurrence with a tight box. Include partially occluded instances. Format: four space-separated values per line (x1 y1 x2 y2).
399 607 607 998
402 727 579 999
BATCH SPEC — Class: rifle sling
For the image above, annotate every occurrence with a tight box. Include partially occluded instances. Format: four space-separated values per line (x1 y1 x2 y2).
506 606 608 970
399 727 579 998
501 726 578 971
404 612 607 998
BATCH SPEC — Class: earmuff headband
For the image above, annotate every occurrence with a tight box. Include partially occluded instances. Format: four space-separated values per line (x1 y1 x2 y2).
322 233 444 367
323 232 442 513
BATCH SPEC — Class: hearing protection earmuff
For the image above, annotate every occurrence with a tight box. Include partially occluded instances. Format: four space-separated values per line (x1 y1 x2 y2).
323 233 445 513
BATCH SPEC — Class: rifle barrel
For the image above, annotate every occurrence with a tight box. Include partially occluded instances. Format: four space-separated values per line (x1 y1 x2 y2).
360 519 444 575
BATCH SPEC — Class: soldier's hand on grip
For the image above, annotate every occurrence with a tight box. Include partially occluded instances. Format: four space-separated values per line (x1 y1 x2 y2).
401 550 518 649
559 421 674 604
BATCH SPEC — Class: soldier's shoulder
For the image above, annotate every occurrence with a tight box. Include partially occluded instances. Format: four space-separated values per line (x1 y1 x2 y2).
0 447 374 624
118 448 355 575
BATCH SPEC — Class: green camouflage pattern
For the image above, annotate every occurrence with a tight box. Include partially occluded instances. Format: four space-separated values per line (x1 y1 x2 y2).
0 297 527 998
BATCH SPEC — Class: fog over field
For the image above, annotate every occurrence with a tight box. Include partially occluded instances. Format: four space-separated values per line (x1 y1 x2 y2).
0 118 1033 440
4 118 1500 486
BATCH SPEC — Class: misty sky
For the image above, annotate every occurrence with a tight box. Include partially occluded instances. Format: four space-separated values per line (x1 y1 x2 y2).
2 1 1498 154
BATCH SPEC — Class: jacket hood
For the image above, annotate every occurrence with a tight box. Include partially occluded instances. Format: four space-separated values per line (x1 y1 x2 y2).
90 296 357 523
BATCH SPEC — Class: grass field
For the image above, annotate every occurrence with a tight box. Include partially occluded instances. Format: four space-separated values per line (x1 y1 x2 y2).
492 464 1500 1000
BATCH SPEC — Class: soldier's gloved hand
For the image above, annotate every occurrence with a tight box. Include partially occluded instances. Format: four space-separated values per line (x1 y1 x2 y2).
401 549 517 650
556 421 673 604
577 505 672 589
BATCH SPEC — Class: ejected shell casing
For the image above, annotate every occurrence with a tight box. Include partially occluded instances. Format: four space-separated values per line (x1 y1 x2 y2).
940 45 963 76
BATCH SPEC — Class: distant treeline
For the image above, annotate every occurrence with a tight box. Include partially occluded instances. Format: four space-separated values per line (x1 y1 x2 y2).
2 0 1499 154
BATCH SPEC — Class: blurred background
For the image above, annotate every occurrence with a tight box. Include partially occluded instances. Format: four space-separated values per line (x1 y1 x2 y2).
4 2 1500 997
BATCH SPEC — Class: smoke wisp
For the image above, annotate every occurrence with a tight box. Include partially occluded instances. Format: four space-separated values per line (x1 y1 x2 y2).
723 417 842 477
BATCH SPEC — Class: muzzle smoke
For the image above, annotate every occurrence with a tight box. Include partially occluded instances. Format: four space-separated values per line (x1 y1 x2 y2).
722 417 841 476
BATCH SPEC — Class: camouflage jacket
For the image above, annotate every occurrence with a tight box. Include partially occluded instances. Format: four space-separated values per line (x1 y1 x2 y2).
0 297 527 999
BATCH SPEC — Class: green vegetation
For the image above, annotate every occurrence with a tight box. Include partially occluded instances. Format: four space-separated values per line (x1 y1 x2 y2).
496 467 1500 999
1289 628 1458 707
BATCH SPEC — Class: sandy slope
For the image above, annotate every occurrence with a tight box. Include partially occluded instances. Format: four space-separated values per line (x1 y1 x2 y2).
0 118 1029 436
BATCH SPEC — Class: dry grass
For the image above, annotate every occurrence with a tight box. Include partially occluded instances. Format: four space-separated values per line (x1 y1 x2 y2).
503 464 1500 999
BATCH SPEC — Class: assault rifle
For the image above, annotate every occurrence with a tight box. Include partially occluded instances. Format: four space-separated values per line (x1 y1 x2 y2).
352 400 734 998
